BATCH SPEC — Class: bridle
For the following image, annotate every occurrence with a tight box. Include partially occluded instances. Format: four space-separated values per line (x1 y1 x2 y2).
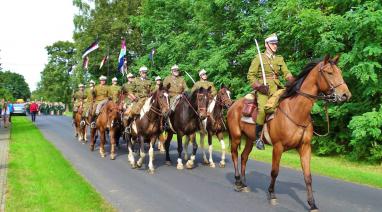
297 62 345 103
183 92 209 119
215 88 233 108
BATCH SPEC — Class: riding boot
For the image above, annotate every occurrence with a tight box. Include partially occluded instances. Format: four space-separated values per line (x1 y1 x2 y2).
255 125 265 150
90 114 98 129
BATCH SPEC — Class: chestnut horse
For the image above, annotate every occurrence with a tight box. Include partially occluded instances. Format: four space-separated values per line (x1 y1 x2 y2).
164 87 211 169
74 103 87 143
227 55 351 211
184 85 233 168
125 84 170 173
89 100 121 160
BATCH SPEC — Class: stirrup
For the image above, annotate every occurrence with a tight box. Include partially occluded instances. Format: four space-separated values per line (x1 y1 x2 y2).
255 138 265 150
90 122 96 129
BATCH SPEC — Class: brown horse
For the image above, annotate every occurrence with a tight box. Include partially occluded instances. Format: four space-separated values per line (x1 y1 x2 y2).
125 84 170 173
89 100 121 160
164 87 211 169
227 55 351 211
73 103 87 143
184 85 233 168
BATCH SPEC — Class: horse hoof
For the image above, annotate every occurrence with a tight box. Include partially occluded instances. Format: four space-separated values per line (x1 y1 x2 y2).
110 155 116 160
89 145 95 151
186 161 194 169
136 163 142 169
177 164 184 170
310 209 319 212
270 198 278 206
219 162 226 168
203 160 209 165
101 154 106 158
131 163 137 169
209 162 216 168
148 169 155 175
234 185 250 193
165 161 172 166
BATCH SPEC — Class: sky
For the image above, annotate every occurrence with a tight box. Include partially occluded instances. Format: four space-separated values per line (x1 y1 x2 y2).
0 0 77 91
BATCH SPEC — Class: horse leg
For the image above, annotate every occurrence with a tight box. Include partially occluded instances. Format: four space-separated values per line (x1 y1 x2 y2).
217 132 226 168
148 137 155 174
136 136 146 168
268 143 284 205
299 144 319 211
99 129 106 158
208 132 216 168
109 130 117 160
176 134 184 170
236 137 253 192
164 132 173 165
199 132 209 164
186 133 197 169
84 126 88 142
183 135 190 161
127 133 137 169
89 128 96 151
231 136 242 191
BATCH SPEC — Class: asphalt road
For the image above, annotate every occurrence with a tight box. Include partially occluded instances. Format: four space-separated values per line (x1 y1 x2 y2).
34 115 382 212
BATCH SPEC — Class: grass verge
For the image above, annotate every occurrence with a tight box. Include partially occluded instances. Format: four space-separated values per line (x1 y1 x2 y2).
6 117 114 211
195 133 382 189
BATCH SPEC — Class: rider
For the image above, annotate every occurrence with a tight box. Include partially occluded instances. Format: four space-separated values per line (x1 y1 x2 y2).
191 69 217 96
129 66 153 117
247 33 294 150
72 84 86 120
121 73 135 113
82 80 95 123
109 77 121 103
90 75 111 128
154 76 162 90
163 64 188 111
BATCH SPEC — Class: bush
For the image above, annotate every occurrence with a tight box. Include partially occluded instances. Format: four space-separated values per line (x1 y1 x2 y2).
348 106 382 164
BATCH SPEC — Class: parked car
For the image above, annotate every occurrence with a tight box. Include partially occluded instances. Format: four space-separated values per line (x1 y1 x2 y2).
12 102 26 115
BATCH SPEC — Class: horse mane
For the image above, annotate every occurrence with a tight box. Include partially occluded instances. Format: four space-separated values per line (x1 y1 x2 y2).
280 60 320 100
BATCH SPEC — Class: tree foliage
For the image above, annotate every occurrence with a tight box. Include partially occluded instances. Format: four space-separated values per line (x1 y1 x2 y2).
0 70 30 100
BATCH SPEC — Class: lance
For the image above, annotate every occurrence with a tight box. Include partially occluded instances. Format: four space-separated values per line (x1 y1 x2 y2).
255 39 267 85
184 70 196 84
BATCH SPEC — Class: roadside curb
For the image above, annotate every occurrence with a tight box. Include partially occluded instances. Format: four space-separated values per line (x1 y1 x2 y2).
0 126 10 212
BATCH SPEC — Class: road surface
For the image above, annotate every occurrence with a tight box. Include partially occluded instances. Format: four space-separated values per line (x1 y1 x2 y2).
34 115 382 212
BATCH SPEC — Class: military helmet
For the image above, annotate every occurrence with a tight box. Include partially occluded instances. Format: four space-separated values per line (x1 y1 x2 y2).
265 33 278 44
112 77 118 82
78 84 84 88
99 75 107 81
139 66 148 72
155 76 161 81
89 80 95 85
171 64 179 70
199 69 207 77
126 73 134 78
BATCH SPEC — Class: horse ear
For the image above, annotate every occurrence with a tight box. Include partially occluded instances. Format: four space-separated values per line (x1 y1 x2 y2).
166 83 171 90
324 55 330 65
332 54 340 65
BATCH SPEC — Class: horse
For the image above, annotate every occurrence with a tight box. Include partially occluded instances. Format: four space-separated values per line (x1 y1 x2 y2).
184 85 233 168
125 84 170 174
164 87 211 169
227 55 351 211
89 100 121 160
74 103 87 143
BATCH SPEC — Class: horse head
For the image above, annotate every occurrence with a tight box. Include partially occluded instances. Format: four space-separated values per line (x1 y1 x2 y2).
107 101 120 128
317 55 352 103
217 84 233 109
151 83 170 116
195 86 211 120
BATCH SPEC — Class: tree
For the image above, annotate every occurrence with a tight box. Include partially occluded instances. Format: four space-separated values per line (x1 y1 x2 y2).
0 70 30 100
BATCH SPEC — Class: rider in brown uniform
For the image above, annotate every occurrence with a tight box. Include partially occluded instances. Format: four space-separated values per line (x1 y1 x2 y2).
90 75 110 128
163 64 188 111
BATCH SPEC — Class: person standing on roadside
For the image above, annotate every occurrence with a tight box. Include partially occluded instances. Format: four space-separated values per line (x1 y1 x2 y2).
30 101 39 122
7 100 13 123
1 100 9 128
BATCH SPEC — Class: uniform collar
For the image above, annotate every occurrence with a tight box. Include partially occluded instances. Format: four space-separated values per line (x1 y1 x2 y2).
265 50 275 59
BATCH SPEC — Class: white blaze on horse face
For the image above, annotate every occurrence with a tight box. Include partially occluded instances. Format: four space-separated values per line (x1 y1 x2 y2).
140 96 152 118
226 90 231 100
208 96 216 113
164 92 169 106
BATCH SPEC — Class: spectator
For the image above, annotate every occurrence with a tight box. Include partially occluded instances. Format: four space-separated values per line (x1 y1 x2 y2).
1 101 10 128
7 100 14 123
30 101 39 122
0 99 3 119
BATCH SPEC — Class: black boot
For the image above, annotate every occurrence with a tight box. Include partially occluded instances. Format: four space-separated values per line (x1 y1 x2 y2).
255 125 265 150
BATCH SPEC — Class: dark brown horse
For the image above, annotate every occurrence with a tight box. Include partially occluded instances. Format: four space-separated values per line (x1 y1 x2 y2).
125 84 170 173
89 100 121 160
74 103 87 143
227 55 351 211
184 85 233 168
164 87 211 169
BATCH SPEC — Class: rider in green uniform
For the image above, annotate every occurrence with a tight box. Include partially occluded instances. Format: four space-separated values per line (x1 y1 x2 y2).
191 69 217 96
90 75 110 128
163 64 188 111
109 77 121 103
129 66 153 116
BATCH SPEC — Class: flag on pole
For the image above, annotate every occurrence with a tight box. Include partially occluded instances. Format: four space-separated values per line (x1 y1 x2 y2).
83 56 89 70
148 48 156 65
118 39 126 73
99 55 108 70
82 40 99 58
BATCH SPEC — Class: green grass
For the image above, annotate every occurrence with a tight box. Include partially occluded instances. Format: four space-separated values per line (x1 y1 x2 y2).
63 111 72 117
196 133 382 189
6 117 115 212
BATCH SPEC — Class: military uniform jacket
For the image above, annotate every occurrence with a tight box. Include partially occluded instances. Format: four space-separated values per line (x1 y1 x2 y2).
191 80 217 96
85 87 94 103
121 82 134 95
73 90 87 104
163 75 188 97
93 85 110 103
247 52 292 93
109 85 121 103
132 78 152 98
